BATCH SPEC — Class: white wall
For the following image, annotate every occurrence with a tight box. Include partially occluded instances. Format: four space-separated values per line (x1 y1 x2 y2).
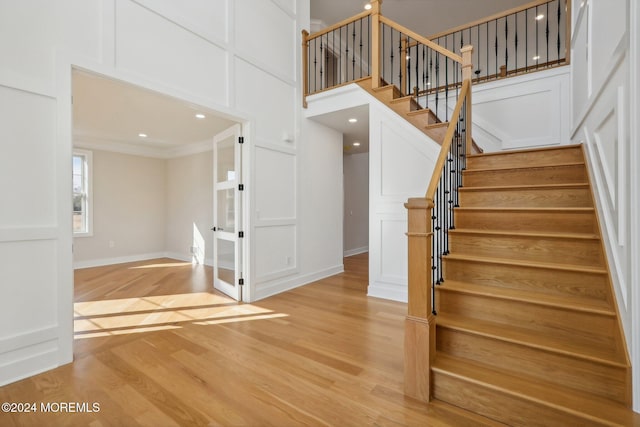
166 151 214 265
252 117 344 300
305 84 440 302
72 150 166 268
570 0 640 411
0 0 321 387
433 66 571 153
344 152 369 256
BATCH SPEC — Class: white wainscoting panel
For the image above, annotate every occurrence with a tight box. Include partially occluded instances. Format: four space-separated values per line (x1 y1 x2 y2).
133 0 228 44
116 0 229 106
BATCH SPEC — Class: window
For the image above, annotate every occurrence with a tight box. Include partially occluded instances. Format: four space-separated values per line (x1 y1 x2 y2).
73 149 93 236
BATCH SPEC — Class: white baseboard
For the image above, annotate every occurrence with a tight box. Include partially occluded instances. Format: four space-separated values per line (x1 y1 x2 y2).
165 252 214 267
252 264 344 302
0 326 59 386
367 282 408 303
73 252 167 269
344 246 368 257
74 252 216 270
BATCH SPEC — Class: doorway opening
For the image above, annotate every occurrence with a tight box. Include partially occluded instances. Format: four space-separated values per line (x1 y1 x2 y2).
71 68 247 342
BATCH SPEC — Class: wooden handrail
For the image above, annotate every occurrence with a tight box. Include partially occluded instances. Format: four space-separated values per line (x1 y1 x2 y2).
425 79 470 199
427 0 558 40
306 9 372 41
378 15 463 64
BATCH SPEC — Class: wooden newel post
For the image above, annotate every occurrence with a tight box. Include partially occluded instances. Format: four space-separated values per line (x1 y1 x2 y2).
371 0 383 89
461 45 473 154
404 197 435 402
302 30 309 109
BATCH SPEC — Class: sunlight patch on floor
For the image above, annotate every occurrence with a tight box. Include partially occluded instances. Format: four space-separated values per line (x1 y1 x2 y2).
74 292 288 339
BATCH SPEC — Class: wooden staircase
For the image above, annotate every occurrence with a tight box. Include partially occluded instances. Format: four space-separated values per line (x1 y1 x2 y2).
430 144 639 426
357 77 456 145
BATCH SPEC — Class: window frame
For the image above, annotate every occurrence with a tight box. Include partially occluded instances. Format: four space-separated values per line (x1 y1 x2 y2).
72 149 93 237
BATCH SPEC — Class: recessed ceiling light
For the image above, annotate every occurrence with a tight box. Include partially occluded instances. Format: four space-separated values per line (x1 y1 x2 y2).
195 113 206 119
348 118 358 123
353 142 361 146
532 55 540 61
364 3 372 10
535 14 544 20
138 133 148 138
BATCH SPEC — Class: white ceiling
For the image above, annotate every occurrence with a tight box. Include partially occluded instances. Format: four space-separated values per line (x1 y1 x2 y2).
72 70 236 157
309 105 370 155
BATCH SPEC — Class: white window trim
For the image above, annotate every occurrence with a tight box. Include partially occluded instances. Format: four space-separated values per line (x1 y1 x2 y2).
73 149 93 237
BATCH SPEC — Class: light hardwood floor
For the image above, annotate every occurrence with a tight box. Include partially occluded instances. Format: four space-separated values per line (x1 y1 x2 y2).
0 254 499 426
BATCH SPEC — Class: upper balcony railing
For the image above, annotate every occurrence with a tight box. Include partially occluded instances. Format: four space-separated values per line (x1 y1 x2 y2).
428 0 570 83
302 0 570 108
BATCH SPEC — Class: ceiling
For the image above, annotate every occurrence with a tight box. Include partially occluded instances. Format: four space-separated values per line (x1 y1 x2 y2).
72 70 236 157
309 105 370 155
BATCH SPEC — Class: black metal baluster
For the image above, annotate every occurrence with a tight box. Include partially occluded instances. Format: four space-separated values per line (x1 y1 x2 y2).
546 2 550 64
313 38 317 92
515 12 518 72
360 18 363 78
477 25 480 81
505 17 509 74
557 0 562 61
495 19 498 78
486 22 489 80
352 22 356 80
390 27 394 87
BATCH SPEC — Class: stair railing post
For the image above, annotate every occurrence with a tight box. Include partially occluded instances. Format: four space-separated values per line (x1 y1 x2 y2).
461 45 473 154
404 197 436 402
302 29 309 108
371 0 383 89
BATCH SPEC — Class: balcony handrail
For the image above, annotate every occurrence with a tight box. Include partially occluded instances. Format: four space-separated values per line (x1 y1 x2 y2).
306 10 373 41
378 16 463 64
426 0 559 40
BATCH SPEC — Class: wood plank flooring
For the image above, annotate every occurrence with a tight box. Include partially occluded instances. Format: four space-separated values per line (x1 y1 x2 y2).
0 254 500 426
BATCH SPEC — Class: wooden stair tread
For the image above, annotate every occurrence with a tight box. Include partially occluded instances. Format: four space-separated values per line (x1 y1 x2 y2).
435 314 627 366
443 253 607 275
454 207 595 213
432 354 638 426
459 183 589 192
467 144 583 159
438 280 614 315
406 108 431 117
426 122 448 129
450 228 600 241
389 95 419 105
464 161 585 173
